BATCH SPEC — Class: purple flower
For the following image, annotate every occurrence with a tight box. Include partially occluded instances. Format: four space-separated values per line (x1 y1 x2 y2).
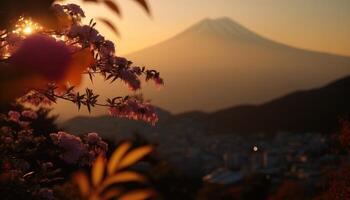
100 40 115 57
50 132 85 164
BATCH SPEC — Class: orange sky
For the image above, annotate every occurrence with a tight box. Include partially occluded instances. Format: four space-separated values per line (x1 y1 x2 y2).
67 0 350 56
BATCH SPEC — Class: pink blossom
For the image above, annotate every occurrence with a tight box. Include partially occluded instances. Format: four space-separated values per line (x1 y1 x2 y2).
53 3 85 18
52 4 65 16
69 25 104 43
50 132 85 164
153 76 164 86
100 40 115 57
119 69 141 91
115 57 129 67
65 4 85 17
86 132 101 144
8 111 20 122
132 67 142 75
86 132 108 152
99 141 108 152
108 99 159 125
19 92 52 107
21 110 38 119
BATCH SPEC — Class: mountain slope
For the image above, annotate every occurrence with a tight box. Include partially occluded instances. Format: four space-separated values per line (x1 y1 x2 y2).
208 75 350 133
127 17 350 113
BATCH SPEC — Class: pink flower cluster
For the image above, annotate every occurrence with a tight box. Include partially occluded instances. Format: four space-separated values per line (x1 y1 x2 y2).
18 91 52 107
108 98 159 125
50 131 108 165
7 110 37 127
21 110 38 119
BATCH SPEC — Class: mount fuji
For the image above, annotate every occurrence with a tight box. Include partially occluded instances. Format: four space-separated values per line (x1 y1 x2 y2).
126 17 350 113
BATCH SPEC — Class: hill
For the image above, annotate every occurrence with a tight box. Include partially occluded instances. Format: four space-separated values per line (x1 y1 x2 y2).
208 75 350 133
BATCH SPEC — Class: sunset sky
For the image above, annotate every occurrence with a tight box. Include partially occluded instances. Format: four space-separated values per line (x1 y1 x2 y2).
68 0 350 56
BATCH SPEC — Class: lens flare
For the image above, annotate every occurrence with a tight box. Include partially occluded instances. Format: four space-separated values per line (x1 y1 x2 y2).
13 18 43 36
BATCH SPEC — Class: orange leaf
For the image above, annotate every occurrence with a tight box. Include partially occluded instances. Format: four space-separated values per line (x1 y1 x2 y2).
107 142 132 175
118 189 156 200
97 18 120 37
103 0 122 17
101 188 123 200
132 0 151 16
92 154 106 187
98 171 146 192
73 171 90 197
118 145 153 170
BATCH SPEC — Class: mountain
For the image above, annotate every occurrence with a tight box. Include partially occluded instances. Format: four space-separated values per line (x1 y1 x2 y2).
207 75 350 134
126 17 350 114
62 75 350 138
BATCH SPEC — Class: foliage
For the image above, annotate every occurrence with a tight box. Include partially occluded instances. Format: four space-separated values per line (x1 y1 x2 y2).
73 141 155 200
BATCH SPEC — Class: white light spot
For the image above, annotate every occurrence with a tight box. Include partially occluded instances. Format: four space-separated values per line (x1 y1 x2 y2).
253 146 258 152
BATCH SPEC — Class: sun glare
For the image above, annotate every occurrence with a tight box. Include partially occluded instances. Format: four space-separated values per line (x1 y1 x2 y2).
13 18 42 36
23 26 33 35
